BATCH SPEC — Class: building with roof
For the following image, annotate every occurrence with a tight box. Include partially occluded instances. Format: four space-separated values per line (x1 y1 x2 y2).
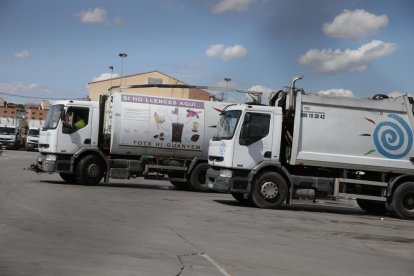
0 97 49 131
25 103 48 125
88 70 212 102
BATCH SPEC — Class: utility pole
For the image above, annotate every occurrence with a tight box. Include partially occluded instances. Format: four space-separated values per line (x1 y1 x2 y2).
223 77 232 102
109 66 114 88
118 53 127 87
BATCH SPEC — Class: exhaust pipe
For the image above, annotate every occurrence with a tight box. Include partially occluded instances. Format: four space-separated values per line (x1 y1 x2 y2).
289 75 303 110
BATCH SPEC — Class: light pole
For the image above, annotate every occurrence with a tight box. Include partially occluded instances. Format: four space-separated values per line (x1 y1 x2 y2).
119 53 127 87
223 77 232 101
109 66 114 88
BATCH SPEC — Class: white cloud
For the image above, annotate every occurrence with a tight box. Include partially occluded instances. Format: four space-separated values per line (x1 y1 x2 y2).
205 44 224 58
298 40 397 74
323 9 389 40
318 88 354 97
14 50 30 58
213 0 256 14
205 44 247 61
249 85 273 93
77 7 122 25
387 91 413 98
249 85 274 104
92 72 120 82
0 82 54 101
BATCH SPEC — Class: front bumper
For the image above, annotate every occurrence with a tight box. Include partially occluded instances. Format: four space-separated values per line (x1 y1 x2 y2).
35 154 56 173
26 142 39 150
206 168 231 192
0 141 17 149
206 167 250 193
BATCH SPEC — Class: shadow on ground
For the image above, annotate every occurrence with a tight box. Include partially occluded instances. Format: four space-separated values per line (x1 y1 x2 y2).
213 199 375 217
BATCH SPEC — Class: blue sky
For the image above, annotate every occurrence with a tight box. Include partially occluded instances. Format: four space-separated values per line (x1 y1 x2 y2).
1 0 413 103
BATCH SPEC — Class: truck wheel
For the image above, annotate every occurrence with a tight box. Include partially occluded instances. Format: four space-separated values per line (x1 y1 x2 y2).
252 172 287 208
168 172 190 190
390 182 414 219
76 155 105 185
231 192 252 205
356 199 387 214
59 173 77 184
189 163 210 192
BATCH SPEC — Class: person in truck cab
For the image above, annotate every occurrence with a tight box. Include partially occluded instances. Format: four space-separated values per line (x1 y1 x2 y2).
64 111 87 130
73 115 86 129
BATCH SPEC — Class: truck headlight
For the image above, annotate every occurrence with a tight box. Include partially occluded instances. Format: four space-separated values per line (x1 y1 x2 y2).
219 169 233 178
45 154 57 161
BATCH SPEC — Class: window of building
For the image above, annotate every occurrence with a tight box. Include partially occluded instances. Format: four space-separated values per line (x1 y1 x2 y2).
148 78 163 85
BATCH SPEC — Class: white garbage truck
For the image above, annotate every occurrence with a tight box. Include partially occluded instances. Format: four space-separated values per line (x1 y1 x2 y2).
0 117 21 150
30 86 233 191
25 119 44 151
206 77 414 219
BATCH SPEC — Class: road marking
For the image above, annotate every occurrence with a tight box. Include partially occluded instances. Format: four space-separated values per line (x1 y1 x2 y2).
199 253 232 276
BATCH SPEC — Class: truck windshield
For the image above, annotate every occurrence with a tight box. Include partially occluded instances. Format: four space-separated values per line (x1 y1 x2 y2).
43 104 64 130
0 127 16 135
212 110 242 141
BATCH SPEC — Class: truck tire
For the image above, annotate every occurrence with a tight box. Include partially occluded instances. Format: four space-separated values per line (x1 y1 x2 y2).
251 172 287 208
168 172 190 190
189 163 210 192
170 181 190 190
231 192 252 205
59 173 77 184
356 199 387 215
76 155 105 185
389 182 414 220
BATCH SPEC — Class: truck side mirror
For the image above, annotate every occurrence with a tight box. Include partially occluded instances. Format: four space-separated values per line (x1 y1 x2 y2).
61 110 75 134
244 113 251 123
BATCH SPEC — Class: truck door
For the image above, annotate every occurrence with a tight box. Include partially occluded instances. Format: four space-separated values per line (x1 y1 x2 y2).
58 106 92 154
232 112 273 169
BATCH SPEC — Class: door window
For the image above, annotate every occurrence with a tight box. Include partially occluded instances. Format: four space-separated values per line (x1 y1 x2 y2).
239 112 270 145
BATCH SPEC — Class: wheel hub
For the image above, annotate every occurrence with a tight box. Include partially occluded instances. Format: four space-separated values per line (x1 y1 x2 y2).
260 181 279 199
87 164 100 178
403 193 414 212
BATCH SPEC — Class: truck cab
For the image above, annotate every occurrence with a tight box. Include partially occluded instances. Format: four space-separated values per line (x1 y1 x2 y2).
207 104 283 192
37 100 99 174
0 125 21 150
25 127 40 151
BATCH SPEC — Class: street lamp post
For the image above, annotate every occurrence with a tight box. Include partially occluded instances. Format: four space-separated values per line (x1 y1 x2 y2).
223 77 232 101
109 66 114 88
119 53 127 87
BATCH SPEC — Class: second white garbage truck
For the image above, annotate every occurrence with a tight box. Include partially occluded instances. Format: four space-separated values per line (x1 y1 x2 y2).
30 86 235 191
0 117 21 150
207 77 414 219
26 119 44 151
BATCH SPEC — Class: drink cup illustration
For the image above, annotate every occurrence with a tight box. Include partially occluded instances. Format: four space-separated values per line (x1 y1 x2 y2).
172 123 184 142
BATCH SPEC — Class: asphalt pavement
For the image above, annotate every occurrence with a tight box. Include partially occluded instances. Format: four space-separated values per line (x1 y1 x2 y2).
0 150 413 275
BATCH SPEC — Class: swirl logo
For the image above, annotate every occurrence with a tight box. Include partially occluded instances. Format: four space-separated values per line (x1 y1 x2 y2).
218 141 226 156
372 114 413 159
